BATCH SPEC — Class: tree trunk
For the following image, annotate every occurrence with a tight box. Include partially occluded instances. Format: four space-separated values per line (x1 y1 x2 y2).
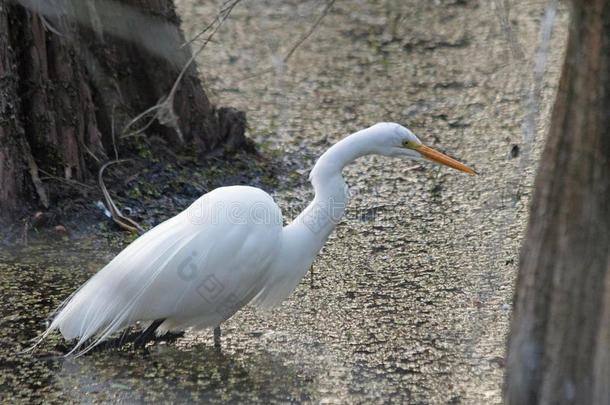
504 0 610 404
0 0 249 221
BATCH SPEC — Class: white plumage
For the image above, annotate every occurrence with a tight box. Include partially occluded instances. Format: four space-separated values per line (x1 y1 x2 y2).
30 123 475 356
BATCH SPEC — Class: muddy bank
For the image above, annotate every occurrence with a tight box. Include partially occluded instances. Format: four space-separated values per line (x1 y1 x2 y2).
0 148 282 245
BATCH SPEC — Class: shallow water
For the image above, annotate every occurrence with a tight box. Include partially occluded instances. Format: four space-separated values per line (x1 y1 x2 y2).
1 0 568 403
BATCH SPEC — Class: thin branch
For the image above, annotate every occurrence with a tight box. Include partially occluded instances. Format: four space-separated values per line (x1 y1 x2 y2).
98 160 144 234
83 144 102 164
39 14 64 37
19 138 49 208
283 0 336 64
38 169 95 191
111 104 119 161
240 0 336 81
120 103 166 139
121 0 242 140
180 0 241 49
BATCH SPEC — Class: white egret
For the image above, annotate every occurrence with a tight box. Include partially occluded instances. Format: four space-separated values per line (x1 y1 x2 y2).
30 123 476 356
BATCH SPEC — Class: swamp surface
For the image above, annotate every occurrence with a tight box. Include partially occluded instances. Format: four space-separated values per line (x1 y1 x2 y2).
1 0 568 403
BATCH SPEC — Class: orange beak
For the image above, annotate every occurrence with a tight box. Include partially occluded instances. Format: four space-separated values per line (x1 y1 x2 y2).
415 144 477 175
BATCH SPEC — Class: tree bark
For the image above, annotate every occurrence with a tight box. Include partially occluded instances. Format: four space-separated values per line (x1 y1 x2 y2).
0 0 249 221
505 0 610 404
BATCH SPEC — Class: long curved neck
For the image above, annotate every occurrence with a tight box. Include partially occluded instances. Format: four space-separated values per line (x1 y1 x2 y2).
284 129 380 257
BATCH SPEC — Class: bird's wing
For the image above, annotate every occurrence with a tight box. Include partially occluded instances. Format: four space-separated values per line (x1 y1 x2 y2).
46 186 282 355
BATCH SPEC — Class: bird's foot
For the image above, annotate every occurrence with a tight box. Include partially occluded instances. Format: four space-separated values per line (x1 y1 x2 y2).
133 319 165 349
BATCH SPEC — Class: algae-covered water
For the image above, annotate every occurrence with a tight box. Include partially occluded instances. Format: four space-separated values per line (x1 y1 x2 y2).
1 0 568 403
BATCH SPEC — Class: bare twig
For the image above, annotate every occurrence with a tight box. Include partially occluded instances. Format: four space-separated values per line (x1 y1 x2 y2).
38 169 95 191
120 104 162 139
19 138 49 208
83 144 102 164
40 14 64 37
282 0 336 65
111 104 119 161
121 0 242 140
181 0 241 49
240 0 336 81
493 0 525 60
98 160 144 234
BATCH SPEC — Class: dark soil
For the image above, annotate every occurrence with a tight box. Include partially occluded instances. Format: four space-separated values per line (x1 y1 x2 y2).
1 143 281 246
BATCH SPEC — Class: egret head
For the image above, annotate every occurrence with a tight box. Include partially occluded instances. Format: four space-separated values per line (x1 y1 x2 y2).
374 122 477 175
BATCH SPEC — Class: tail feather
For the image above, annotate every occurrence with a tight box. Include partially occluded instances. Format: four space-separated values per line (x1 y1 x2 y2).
61 231 198 356
27 214 200 356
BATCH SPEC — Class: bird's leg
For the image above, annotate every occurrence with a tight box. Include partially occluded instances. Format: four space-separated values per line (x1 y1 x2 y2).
133 319 164 349
117 326 134 347
214 326 221 348
310 265 314 289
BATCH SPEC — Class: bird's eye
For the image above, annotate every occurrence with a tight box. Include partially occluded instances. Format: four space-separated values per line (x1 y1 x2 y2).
402 140 412 148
